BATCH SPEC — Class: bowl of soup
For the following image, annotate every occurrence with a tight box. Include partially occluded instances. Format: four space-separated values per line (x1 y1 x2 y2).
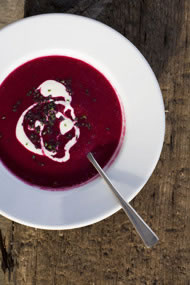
0 14 165 229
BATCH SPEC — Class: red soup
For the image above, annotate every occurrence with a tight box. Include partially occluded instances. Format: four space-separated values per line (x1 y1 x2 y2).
0 56 123 189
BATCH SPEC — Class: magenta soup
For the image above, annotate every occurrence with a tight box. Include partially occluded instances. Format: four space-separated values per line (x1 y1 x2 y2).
0 56 124 190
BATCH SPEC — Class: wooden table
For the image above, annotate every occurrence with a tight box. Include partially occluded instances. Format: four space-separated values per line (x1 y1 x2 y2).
0 1 189 284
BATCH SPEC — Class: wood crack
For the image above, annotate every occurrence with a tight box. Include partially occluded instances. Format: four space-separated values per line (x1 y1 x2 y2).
0 229 14 277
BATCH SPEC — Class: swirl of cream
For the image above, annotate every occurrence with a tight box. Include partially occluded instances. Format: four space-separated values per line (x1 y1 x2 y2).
16 80 80 162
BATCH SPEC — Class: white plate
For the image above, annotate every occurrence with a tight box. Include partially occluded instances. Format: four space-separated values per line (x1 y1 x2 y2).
0 14 165 229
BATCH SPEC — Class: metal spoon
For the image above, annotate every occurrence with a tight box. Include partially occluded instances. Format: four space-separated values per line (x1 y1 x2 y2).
87 152 159 248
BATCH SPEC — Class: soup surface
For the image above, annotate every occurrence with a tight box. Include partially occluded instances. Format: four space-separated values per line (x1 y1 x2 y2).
0 56 123 189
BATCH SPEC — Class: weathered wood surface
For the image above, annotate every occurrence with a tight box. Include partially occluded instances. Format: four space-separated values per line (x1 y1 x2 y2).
0 0 190 284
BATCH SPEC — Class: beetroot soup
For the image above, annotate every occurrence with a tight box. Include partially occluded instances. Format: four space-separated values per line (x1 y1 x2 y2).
0 56 123 189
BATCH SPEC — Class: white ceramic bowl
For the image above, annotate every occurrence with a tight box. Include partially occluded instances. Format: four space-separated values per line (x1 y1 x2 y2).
0 14 165 229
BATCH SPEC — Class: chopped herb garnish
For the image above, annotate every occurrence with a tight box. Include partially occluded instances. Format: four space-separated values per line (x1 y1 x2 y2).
43 108 48 115
64 123 67 127
65 79 72 85
16 100 21 105
12 108 17 112
26 90 32 96
81 115 87 119
66 99 70 102
58 116 64 121
47 127 52 134
32 155 36 160
48 112 56 124
86 123 91 130
40 117 47 124
66 133 72 139
1 116 6 120
47 144 53 150
26 142 29 146
48 89 51 92
85 89 89 94
106 127 110 131
45 142 48 147
48 102 56 109
35 126 40 134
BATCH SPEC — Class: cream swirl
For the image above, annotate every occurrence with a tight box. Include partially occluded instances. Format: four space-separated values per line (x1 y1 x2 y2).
16 80 80 162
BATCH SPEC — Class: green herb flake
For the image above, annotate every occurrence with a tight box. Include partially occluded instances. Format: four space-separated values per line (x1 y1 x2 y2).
66 133 72 139
35 126 40 134
47 144 53 150
48 89 51 92
64 123 67 127
32 155 36 160
86 123 91 130
47 127 52 134
106 127 110 131
58 116 64 122
81 115 87 120
26 142 29 146
26 90 32 97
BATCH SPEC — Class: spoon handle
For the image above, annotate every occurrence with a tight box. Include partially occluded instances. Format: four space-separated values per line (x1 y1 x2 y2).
87 153 159 248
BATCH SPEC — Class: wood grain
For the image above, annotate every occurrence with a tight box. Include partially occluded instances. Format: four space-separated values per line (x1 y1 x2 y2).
0 0 24 29
0 0 190 284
